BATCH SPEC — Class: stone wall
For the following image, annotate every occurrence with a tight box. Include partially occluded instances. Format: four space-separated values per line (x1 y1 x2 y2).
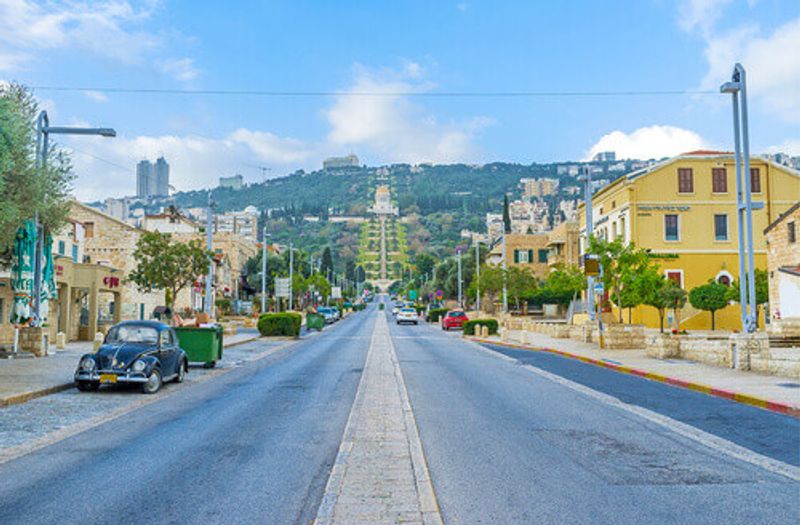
675 335 732 368
602 324 645 349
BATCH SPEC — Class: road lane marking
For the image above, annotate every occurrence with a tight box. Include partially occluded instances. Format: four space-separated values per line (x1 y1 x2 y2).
315 312 442 525
467 341 800 482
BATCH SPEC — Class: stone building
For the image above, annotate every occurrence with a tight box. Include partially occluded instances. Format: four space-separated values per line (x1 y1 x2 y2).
69 201 165 323
486 233 551 279
765 201 800 320
546 221 580 268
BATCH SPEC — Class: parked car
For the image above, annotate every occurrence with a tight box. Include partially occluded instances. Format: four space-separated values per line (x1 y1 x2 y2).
442 310 469 331
330 306 341 320
74 320 188 394
316 307 336 324
396 307 419 325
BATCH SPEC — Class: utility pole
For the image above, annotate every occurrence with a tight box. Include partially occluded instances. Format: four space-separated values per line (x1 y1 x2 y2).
582 166 596 322
502 234 508 314
457 248 463 308
261 227 268 314
205 192 214 316
721 63 759 333
475 241 481 312
289 242 294 311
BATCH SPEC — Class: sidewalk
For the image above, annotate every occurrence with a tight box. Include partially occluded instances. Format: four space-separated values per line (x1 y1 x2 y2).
0 330 261 407
468 329 800 417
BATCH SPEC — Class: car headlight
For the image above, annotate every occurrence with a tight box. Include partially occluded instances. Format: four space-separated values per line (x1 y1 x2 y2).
80 356 95 371
131 359 147 372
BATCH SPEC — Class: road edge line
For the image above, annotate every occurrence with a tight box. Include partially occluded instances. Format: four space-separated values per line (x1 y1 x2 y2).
467 336 800 419
463 337 800 482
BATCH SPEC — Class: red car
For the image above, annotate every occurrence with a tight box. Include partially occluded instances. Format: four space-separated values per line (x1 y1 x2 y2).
441 310 468 331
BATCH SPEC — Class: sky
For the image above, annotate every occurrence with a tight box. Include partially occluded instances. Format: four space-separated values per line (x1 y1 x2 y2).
0 0 798 201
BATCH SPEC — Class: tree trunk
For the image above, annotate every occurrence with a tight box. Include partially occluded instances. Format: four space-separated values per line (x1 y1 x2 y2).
711 310 715 331
628 307 632 324
659 310 665 333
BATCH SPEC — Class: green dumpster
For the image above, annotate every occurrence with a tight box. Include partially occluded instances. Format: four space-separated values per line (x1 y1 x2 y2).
306 313 325 331
174 325 224 368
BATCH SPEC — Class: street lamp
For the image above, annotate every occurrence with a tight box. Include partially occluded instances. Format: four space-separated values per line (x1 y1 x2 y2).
261 228 270 314
457 248 463 308
501 233 508 314
288 242 294 311
33 111 115 324
474 241 481 312
720 63 758 333
578 166 596 322
205 192 215 316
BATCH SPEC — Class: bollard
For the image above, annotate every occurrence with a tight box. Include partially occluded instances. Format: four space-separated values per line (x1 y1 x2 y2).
93 332 104 353
481 325 489 338
56 332 66 349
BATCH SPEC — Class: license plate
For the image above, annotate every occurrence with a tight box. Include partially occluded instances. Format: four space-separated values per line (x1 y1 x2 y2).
99 374 117 384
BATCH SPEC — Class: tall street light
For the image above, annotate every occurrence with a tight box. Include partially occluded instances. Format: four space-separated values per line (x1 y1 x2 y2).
288 242 294 311
205 193 215 316
474 241 481 312
34 111 115 324
457 248 463 308
501 234 508 314
261 227 270 314
578 166 596 322
721 63 759 333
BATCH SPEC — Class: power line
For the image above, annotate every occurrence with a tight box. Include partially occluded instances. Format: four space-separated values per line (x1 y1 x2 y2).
31 85 718 98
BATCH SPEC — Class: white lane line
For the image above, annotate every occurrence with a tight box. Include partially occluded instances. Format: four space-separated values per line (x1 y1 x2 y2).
468 341 800 482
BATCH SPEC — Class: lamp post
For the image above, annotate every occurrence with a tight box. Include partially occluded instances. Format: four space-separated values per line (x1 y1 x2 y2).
475 241 481 312
261 228 270 314
501 234 508 314
33 111 115 325
457 248 463 308
288 242 294 311
579 166 596 322
721 63 758 333
205 193 215 316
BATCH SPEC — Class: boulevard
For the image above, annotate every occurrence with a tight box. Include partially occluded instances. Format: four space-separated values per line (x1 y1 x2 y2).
0 300 796 524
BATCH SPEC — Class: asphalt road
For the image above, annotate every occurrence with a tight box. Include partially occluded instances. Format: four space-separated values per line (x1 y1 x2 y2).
0 309 374 525
388 314 800 525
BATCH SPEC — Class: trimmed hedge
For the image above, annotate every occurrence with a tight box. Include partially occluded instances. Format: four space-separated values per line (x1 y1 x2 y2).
378 303 385 310
463 319 499 336
258 312 303 337
427 308 449 323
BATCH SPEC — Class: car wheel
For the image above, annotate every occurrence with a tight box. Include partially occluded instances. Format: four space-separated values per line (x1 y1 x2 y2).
76 381 99 392
141 368 162 394
175 359 187 383
414 321 418 325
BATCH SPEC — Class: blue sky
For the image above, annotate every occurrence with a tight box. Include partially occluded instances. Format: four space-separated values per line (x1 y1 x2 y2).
1 0 798 200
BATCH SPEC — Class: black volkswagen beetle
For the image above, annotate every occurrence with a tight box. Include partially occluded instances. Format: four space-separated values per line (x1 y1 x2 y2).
74 320 188 394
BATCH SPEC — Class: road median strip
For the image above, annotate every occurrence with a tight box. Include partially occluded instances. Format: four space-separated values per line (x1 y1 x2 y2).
466 336 800 419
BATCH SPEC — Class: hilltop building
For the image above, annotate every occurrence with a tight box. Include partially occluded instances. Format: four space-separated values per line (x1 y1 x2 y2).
593 151 616 162
219 174 244 190
369 185 398 216
213 206 260 243
323 154 359 170
578 151 800 331
521 178 559 198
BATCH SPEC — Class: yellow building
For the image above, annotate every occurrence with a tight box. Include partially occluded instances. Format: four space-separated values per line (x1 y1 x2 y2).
547 221 580 268
487 233 551 279
578 151 800 330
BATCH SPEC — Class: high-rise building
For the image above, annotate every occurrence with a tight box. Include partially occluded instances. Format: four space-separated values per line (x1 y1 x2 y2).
136 160 154 199
593 151 616 162
136 158 170 198
219 174 244 190
154 157 170 197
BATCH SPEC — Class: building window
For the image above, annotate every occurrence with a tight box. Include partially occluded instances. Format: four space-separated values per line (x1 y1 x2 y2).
666 271 683 288
538 249 548 263
84 222 94 238
514 249 530 263
712 168 727 193
619 217 626 242
664 214 679 241
678 168 693 193
71 244 78 262
750 168 761 193
58 240 65 255
714 214 728 241
789 221 796 243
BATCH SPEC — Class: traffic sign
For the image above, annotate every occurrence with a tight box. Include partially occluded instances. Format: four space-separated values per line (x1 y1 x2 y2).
593 282 604 294
435 289 443 300
409 289 418 300
331 286 342 299
275 277 291 298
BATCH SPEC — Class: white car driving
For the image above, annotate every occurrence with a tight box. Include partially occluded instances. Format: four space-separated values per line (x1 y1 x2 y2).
396 307 419 325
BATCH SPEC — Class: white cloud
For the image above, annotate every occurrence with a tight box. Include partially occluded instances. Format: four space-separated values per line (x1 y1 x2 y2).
323 63 492 164
0 0 198 81
766 139 800 156
680 1 800 123
677 0 732 35
158 58 200 82
84 90 109 103
585 125 711 161
64 129 314 201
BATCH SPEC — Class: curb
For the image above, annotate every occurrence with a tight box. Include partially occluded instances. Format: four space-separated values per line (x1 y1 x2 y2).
467 336 800 419
0 335 265 408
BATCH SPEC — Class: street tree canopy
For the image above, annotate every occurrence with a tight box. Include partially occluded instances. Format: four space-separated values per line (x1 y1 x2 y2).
130 231 210 309
689 281 730 330
0 83 73 253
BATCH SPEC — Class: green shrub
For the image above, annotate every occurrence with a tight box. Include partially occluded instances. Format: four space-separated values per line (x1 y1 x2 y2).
463 319 499 336
427 308 449 322
378 303 385 310
257 313 302 337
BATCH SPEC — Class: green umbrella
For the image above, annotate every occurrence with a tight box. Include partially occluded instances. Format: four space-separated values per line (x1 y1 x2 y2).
39 233 58 324
10 220 35 324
